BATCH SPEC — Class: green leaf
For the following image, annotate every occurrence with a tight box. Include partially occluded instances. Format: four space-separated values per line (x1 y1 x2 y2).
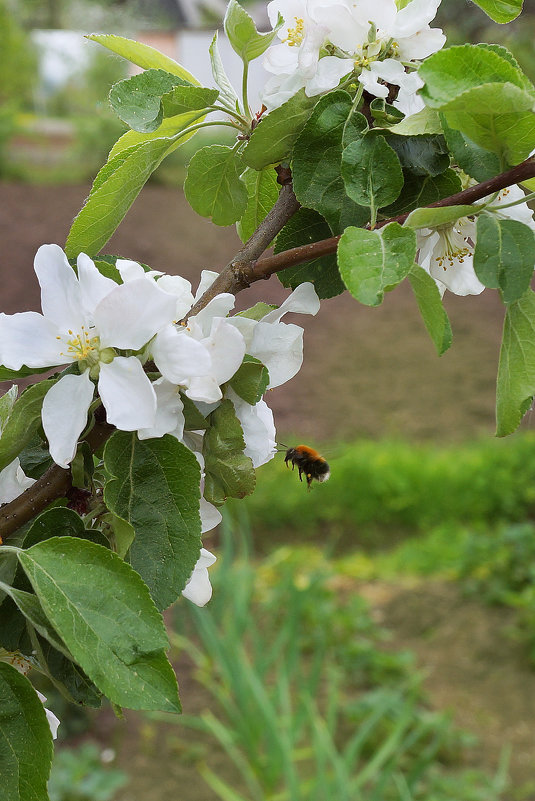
0 582 70 658
419 45 534 107
224 0 282 62
440 116 501 182
381 169 462 217
87 34 199 84
236 166 280 243
209 32 239 111
161 85 219 117
0 529 26 609
275 208 345 299
473 213 535 303
0 385 17 433
18 537 180 712
104 513 135 559
23 508 96 549
109 69 188 132
203 400 256 505
180 392 208 430
469 0 523 23
496 289 535 436
243 90 316 170
383 106 443 136
409 264 452 356
0 366 50 381
292 91 370 232
383 133 449 177
236 302 277 321
108 110 204 160
439 82 535 165
369 97 404 126
0 380 55 472
337 222 417 306
0 662 53 801
405 204 477 230
341 134 404 213
36 640 102 708
104 432 202 610
228 356 269 404
184 144 248 226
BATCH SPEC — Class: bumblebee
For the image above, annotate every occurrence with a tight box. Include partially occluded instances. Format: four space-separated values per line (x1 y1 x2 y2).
284 445 330 489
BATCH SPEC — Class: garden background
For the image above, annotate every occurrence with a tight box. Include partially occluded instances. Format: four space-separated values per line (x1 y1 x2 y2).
3 0 535 798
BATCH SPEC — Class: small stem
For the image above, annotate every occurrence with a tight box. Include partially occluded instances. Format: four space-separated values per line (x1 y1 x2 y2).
241 60 251 120
208 105 248 126
173 120 240 141
486 190 535 211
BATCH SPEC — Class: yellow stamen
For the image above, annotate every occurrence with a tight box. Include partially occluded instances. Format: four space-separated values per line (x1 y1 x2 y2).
283 16 305 47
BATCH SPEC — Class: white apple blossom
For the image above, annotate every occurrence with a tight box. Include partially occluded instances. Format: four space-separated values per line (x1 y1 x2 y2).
0 245 182 467
0 650 60 739
416 185 535 296
262 0 445 112
182 548 217 606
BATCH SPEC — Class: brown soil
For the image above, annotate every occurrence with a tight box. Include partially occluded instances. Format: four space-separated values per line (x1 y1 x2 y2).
0 180 510 442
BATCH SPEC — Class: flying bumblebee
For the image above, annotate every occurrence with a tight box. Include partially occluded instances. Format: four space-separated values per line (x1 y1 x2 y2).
284 445 330 490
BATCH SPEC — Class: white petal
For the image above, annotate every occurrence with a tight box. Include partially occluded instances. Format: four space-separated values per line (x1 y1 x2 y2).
34 244 84 330
0 459 35 504
98 357 157 430
370 58 407 85
36 691 60 740
156 275 195 319
191 294 236 337
268 0 308 36
397 26 445 61
394 0 441 38
262 72 307 110
42 371 94 468
358 68 390 99
0 312 63 369
351 0 397 36
182 548 216 606
310 0 365 49
491 185 535 228
305 56 352 95
264 42 300 75
194 270 220 302
227 389 277 468
185 375 223 403
116 259 147 282
200 497 222 533
261 282 320 324
250 321 303 388
428 253 485 296
76 253 118 313
225 316 257 350
94 279 177 350
138 377 185 440
152 325 212 384
204 318 246 385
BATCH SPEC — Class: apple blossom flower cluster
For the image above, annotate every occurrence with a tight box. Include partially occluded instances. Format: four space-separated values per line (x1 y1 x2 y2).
0 246 320 602
416 185 535 297
262 0 445 114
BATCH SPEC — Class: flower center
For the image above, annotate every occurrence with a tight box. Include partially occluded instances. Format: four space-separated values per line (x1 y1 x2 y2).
58 326 100 363
283 16 305 46
434 225 473 269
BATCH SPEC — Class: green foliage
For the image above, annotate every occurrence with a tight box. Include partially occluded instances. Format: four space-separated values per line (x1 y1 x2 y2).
381 169 462 217
0 662 53 801
88 34 199 85
242 90 316 169
496 289 535 435
109 69 189 133
341 134 404 216
203 400 256 505
473 214 535 302
0 1 37 108
292 92 369 232
48 743 127 801
408 264 453 356
0 380 55 472
166 519 505 801
18 536 180 712
103 432 202 610
441 118 501 182
241 435 535 542
337 223 416 307
469 0 523 23
224 0 282 63
419 45 535 164
405 204 478 229
228 357 270 405
276 208 345 299
236 166 280 243
184 144 248 226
